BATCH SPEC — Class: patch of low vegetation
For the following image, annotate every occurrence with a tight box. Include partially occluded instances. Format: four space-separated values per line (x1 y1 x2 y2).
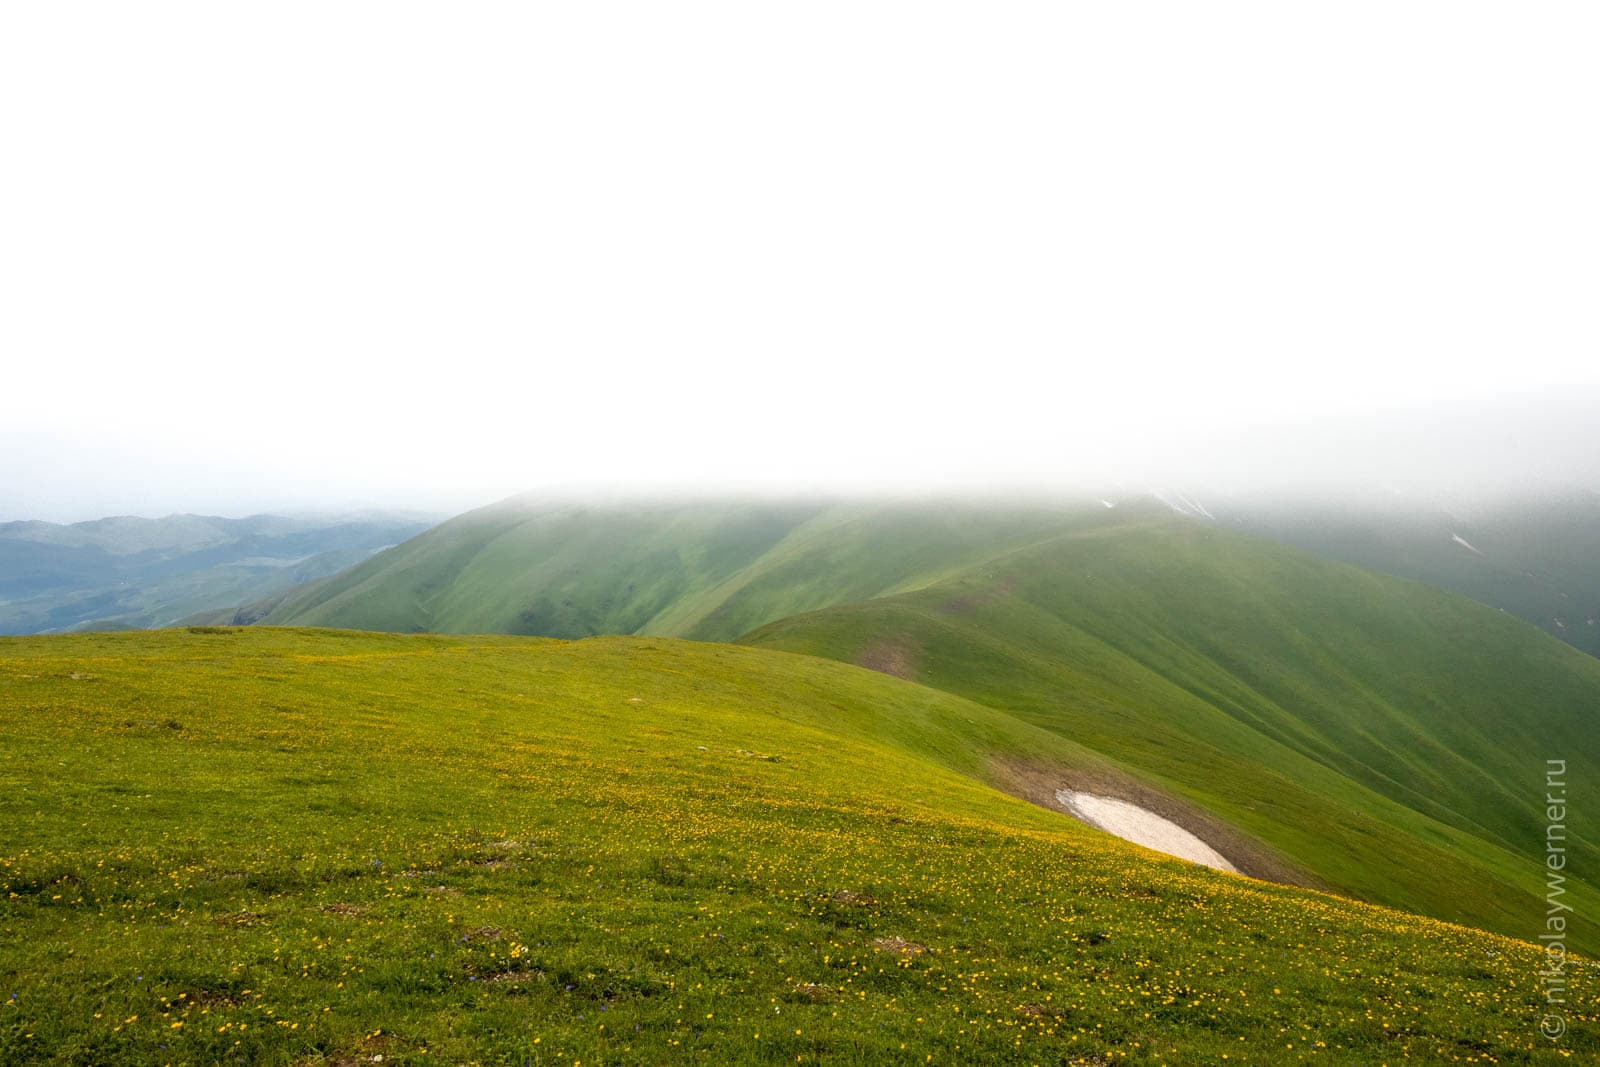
745 515 1600 952
232 497 1600 952
1 629 1593 1064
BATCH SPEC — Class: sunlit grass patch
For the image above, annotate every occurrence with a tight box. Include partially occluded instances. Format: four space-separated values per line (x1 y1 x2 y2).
1 628 1592 1064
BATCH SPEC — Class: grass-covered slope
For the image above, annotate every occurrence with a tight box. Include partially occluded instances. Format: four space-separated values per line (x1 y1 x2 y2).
1219 489 1600 659
255 497 1085 640
745 512 1600 952
252 497 1600 951
1 629 1591 1065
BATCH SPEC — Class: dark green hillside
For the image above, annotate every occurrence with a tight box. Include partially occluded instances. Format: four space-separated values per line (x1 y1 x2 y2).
258 497 1083 639
745 513 1600 951
248 497 1600 950
1 629 1591 1065
1221 489 1600 658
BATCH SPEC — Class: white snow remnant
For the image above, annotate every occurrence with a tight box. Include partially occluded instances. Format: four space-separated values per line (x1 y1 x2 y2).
1055 790 1237 873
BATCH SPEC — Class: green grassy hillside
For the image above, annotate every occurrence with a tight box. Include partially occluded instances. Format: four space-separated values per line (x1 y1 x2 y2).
255 497 1087 640
743 512 1600 954
2 629 1591 1064
251 498 1600 952
1220 489 1600 659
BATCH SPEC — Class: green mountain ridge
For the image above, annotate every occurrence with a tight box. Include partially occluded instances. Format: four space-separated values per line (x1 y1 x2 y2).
1216 488 1600 659
743 512 1600 949
242 496 1600 952
256 496 1087 639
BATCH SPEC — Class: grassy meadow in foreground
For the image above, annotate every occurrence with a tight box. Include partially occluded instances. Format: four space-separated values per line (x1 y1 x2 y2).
1 629 1592 1064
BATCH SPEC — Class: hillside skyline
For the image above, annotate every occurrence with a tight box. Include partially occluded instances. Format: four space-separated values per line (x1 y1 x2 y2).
5 2 1597 524
5 385 1600 524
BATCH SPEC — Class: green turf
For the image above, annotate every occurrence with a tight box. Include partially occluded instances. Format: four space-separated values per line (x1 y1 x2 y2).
1221 488 1600 659
743 511 1600 954
1 628 1591 1064
251 498 1600 955
254 497 1089 640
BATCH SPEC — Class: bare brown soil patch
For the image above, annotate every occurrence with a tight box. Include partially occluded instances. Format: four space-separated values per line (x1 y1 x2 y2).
490 967 543 983
321 902 369 917
213 909 267 927
872 936 925 956
935 577 1017 615
306 1032 412 1067
179 987 245 1009
858 637 919 679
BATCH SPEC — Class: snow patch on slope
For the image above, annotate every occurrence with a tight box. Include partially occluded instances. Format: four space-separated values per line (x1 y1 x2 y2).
1148 489 1216 521
1056 790 1237 873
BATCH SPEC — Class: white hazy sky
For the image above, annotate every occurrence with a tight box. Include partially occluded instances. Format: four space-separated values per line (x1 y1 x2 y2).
3 2 1597 521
